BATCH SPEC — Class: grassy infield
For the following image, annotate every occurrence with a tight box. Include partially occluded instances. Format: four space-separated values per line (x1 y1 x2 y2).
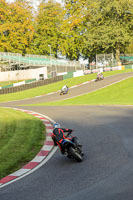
0 69 133 179
0 108 45 179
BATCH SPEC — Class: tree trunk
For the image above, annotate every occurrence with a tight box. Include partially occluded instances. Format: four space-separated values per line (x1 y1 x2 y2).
116 47 121 66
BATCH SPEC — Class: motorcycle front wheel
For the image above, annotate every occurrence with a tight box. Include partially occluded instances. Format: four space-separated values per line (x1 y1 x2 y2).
69 147 83 162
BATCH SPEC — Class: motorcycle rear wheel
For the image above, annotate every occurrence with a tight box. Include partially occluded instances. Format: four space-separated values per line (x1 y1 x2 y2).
69 147 83 162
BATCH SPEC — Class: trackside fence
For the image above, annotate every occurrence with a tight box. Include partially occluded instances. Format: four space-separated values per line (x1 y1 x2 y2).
0 76 63 95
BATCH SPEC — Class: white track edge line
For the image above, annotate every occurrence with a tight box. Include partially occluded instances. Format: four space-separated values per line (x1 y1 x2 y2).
0 108 57 188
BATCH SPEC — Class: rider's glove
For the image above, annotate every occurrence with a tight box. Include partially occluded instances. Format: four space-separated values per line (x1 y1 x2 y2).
67 129 74 137
69 129 74 133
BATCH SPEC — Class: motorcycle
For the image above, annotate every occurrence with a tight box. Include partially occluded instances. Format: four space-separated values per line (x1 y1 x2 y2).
61 135 83 162
60 87 69 95
95 74 104 82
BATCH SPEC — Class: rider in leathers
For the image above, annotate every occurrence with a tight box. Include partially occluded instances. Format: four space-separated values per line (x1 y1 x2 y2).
52 123 82 155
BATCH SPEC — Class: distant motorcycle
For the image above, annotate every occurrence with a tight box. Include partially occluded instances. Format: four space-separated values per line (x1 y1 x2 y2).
60 87 69 95
61 134 83 162
95 74 104 82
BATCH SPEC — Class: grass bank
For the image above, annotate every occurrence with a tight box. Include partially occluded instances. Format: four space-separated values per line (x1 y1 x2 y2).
0 69 133 103
0 80 24 87
30 77 133 106
0 107 45 179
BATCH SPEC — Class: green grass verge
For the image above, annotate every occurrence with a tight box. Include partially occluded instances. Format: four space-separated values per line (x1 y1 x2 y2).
29 77 133 106
0 69 133 103
0 80 24 87
0 107 45 179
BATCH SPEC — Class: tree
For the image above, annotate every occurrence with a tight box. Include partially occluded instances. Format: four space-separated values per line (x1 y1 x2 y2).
0 0 11 52
60 0 87 60
32 0 64 57
62 0 133 62
0 0 34 54
125 42 133 54
84 0 133 62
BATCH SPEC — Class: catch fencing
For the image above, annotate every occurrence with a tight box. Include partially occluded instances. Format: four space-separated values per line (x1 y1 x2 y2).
95 53 117 68
0 52 82 75
120 54 133 65
95 53 133 69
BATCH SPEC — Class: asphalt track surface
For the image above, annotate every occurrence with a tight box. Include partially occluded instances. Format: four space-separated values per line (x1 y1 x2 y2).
0 72 133 200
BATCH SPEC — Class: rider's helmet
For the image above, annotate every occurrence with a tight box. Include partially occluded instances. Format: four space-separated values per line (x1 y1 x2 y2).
53 123 61 129
63 85 67 89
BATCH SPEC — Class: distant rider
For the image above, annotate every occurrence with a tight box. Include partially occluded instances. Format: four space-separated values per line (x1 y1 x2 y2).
97 72 103 80
61 85 68 93
52 123 83 155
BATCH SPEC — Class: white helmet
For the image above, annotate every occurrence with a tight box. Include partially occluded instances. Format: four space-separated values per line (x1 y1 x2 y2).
53 123 61 129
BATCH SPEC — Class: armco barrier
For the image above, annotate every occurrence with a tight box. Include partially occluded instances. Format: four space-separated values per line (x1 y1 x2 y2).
0 76 63 95
124 65 132 69
2 84 13 89
63 71 74 80
25 79 36 84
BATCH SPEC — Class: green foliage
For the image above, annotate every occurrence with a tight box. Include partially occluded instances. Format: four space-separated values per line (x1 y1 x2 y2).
62 0 133 61
0 0 34 54
59 0 87 60
32 0 64 57
0 0 132 59
86 0 133 58
0 0 10 52
125 42 133 53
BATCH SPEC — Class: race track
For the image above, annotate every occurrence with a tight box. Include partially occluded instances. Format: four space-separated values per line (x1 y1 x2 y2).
0 72 133 200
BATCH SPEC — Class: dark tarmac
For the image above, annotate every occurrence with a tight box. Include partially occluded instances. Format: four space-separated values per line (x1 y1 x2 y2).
0 72 133 200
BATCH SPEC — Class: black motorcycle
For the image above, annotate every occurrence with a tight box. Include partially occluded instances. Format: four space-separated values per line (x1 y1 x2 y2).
61 136 83 162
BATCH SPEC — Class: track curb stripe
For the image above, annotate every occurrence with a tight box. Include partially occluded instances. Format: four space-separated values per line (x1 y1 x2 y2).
0 108 54 186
